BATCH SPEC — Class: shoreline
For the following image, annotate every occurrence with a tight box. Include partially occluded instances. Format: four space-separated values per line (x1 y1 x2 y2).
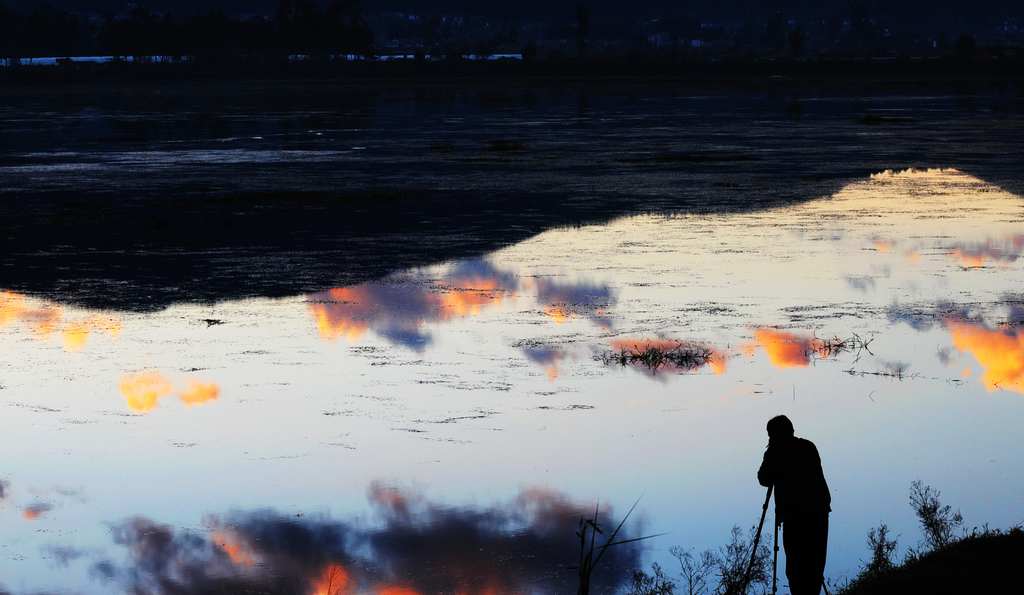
3 57 1024 89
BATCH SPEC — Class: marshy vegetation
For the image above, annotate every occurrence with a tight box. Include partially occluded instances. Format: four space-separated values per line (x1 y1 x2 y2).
599 340 721 373
803 333 876 362
623 526 772 595
598 333 874 375
576 499 666 595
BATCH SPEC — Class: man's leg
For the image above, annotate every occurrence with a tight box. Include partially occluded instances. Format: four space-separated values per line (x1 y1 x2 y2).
784 518 823 595
809 514 829 593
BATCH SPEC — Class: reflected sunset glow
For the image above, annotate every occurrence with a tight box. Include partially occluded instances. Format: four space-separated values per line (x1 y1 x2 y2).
179 381 221 407
61 315 123 351
307 260 517 349
374 587 421 595
119 372 175 413
119 372 221 413
946 321 1024 394
310 563 351 595
89 486 638 594
212 529 256 567
744 329 830 369
305 260 616 350
0 290 63 337
949 235 1024 268
522 346 568 380
22 503 52 521
0 291 121 351
535 278 614 329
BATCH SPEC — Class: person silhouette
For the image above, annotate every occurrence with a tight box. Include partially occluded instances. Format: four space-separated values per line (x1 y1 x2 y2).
757 415 831 595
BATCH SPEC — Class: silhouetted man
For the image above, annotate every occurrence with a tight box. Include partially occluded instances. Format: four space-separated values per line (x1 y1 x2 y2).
758 415 830 595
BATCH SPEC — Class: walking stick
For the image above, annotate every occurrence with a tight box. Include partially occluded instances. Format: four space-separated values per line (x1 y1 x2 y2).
772 516 780 595
738 485 773 594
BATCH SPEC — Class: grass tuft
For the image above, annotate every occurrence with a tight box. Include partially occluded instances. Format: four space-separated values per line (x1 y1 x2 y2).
599 341 716 373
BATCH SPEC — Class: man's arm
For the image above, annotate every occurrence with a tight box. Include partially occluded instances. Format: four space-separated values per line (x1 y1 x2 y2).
809 441 832 511
757 447 775 487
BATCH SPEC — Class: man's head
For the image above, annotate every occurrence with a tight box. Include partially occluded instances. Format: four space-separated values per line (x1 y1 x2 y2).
766 415 795 442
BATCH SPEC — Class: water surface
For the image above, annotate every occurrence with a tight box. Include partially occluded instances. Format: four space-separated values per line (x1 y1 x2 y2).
2 83 1024 593
2 165 1023 593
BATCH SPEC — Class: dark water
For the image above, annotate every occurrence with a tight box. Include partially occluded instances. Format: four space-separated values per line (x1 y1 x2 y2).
1 82 1023 594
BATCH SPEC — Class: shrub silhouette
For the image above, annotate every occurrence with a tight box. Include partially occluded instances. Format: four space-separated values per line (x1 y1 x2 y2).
628 526 769 595
909 480 963 552
863 523 899 576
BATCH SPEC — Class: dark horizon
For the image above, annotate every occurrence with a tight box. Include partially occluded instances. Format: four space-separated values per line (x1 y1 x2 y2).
5 0 1024 29
3 0 1023 66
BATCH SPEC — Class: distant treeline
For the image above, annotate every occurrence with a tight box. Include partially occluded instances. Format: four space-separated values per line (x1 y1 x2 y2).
0 1 374 59
3 0 1024 84
5 0 1024 61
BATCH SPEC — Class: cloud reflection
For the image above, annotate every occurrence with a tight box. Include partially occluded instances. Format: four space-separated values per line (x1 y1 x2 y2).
23 502 53 521
93 485 640 595
742 328 831 369
0 291 121 351
211 528 256 568
0 291 62 336
946 320 1024 394
872 239 895 253
949 235 1024 269
179 381 221 407
522 346 568 380
308 260 518 351
535 278 614 329
308 260 615 351
119 372 220 413
887 300 1024 395
61 315 123 351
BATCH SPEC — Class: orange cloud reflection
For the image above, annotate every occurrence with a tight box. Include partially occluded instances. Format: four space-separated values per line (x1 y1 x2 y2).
308 561 425 595
1 291 121 351
212 530 256 567
0 291 62 336
22 502 52 520
744 329 831 369
522 346 568 380
542 305 570 325
376 587 421 595
951 249 988 268
440 278 507 317
872 239 895 253
120 372 175 413
535 278 614 329
310 287 372 342
308 261 517 350
61 315 123 351
119 372 220 413
946 320 1024 394
948 236 1024 269
179 381 221 407
310 563 351 595
708 351 728 375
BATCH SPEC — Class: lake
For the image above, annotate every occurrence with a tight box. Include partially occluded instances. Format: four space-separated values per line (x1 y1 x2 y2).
0 82 1022 594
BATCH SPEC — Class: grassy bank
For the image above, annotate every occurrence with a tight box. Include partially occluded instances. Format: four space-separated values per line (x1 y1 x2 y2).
839 528 1024 595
